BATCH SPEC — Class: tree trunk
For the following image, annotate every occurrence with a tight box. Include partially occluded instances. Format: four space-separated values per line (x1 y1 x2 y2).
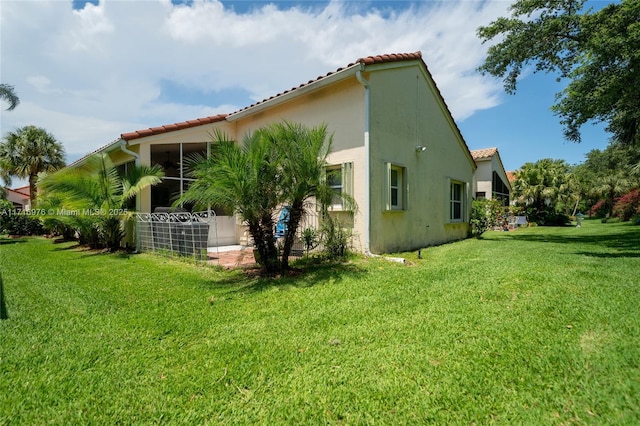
280 201 304 270
29 174 37 207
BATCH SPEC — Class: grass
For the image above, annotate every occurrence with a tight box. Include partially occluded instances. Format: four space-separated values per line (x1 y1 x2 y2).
1 220 639 424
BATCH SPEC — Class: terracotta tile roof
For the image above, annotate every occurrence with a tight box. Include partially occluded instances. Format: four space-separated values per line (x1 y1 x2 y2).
506 171 517 183
470 147 498 160
121 114 228 142
231 52 424 116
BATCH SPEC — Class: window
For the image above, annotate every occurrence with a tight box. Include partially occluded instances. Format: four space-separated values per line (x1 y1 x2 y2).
325 162 353 210
450 180 464 221
492 171 510 206
476 191 486 200
384 163 406 211
150 142 208 212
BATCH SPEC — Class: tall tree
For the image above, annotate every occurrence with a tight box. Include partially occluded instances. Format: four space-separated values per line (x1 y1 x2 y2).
0 84 19 111
512 159 573 223
0 125 66 205
40 153 164 251
478 0 640 145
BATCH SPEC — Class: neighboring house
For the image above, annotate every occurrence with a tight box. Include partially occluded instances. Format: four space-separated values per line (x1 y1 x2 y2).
66 52 477 254
470 147 511 205
4 186 30 210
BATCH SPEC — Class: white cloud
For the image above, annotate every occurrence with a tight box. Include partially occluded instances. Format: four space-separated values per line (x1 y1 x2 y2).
1 0 512 169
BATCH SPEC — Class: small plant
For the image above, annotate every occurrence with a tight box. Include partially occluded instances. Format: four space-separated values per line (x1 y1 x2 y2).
301 227 319 255
320 215 352 260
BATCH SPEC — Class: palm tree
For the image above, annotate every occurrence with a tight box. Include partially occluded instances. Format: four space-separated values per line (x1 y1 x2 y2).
180 122 354 273
512 159 571 222
0 125 65 205
592 174 632 218
40 153 164 251
262 121 346 269
0 84 19 111
179 129 282 272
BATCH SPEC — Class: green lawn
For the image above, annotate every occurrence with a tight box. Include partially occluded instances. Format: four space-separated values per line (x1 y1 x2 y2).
1 221 639 424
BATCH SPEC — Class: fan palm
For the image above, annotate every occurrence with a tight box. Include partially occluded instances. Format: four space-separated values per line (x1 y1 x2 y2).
0 125 65 205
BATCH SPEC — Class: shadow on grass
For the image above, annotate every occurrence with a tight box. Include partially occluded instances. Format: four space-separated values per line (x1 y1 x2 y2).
0 237 27 245
1 271 8 320
207 261 367 295
497 224 640 257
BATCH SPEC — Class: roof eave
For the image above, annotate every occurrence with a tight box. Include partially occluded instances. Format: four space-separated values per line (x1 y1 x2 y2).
227 64 361 121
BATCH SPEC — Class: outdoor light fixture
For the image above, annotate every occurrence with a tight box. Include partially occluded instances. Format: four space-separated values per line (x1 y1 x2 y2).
415 146 427 153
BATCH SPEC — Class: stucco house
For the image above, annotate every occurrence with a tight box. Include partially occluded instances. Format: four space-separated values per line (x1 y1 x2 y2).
70 52 477 254
470 147 511 205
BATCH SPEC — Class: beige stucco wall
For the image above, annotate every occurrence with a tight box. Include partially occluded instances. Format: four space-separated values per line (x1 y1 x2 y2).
231 77 368 251
367 63 474 253
473 159 493 198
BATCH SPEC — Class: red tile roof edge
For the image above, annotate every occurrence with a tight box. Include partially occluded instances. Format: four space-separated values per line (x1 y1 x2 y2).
118 53 425 142
121 114 228 142
470 147 498 160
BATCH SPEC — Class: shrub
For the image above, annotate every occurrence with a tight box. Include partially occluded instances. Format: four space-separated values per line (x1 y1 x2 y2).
0 212 44 236
612 189 640 222
470 199 503 237
588 199 608 218
320 215 352 260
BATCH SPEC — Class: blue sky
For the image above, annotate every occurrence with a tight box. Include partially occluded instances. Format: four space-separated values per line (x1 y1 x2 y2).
2 0 615 188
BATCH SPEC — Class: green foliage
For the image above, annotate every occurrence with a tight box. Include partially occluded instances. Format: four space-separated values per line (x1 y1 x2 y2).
470 198 503 237
320 214 352 260
478 0 640 145
0 83 19 111
512 158 577 224
39 153 163 251
301 227 319 254
180 121 353 273
0 200 44 236
0 212 44 236
0 125 65 203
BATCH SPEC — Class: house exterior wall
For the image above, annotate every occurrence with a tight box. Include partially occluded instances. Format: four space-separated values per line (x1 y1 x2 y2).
231 78 368 251
473 155 510 203
105 59 475 254
367 63 474 253
473 160 493 198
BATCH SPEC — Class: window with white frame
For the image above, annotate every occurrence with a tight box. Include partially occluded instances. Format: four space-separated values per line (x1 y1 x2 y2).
384 163 406 211
150 142 208 211
450 180 464 221
325 162 353 210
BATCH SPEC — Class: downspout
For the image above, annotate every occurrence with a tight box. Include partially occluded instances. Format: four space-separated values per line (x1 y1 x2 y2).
356 66 405 264
355 66 372 256
120 139 141 251
119 139 140 166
